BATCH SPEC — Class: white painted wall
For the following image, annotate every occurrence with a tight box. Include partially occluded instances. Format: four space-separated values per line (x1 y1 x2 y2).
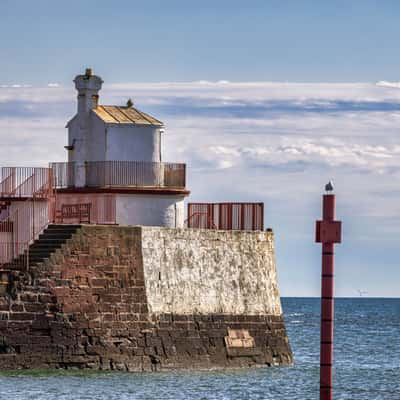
68 114 162 164
67 117 87 164
115 194 185 228
87 114 106 161
105 125 161 162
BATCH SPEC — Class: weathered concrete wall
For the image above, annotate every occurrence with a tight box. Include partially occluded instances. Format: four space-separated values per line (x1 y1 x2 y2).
0 225 292 371
141 228 282 316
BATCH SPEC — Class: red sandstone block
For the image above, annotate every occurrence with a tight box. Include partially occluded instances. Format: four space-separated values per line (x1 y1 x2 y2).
170 330 185 339
92 287 107 296
133 347 144 356
62 304 79 313
137 322 149 330
102 313 115 322
52 287 71 297
7 321 31 330
81 304 97 314
24 304 45 313
0 320 9 329
121 295 135 303
54 279 72 287
128 304 140 314
50 336 76 346
9 312 35 321
139 304 148 313
186 330 201 339
36 279 55 289
10 304 24 312
47 304 60 313
208 329 227 338
100 294 122 303
86 345 106 356
144 347 156 356
38 294 54 303
90 278 108 288
97 304 113 313
16 335 53 345
106 287 126 296
31 319 50 330
20 293 39 303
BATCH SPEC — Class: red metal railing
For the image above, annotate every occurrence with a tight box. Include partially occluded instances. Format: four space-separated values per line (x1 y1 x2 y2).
86 161 186 188
0 198 51 270
185 212 217 229
50 162 75 189
54 193 116 225
187 203 264 231
0 167 53 198
50 161 186 189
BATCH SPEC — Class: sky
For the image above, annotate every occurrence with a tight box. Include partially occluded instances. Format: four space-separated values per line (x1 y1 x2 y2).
1 1 399 297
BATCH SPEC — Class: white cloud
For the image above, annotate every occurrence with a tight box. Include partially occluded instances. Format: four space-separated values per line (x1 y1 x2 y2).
376 80 400 89
1 80 400 226
2 79 400 295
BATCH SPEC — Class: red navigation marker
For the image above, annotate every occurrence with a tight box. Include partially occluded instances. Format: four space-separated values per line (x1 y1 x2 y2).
315 182 342 400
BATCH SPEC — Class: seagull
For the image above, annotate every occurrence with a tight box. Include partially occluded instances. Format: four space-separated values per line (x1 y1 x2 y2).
325 181 334 192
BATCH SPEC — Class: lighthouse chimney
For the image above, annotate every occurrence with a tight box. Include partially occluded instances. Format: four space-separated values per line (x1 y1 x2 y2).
74 68 103 114
69 68 103 187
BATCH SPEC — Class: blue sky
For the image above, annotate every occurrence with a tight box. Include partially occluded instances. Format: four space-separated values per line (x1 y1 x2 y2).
1 0 400 83
1 1 400 297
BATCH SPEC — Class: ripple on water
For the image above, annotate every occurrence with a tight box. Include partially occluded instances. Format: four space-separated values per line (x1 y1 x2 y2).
0 298 398 400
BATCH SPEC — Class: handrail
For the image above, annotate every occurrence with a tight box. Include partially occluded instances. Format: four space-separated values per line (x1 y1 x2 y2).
0 167 52 199
0 171 15 196
185 212 217 229
11 173 34 197
0 197 51 270
50 161 186 189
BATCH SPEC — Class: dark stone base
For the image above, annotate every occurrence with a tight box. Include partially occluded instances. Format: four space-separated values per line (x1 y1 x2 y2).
0 307 292 371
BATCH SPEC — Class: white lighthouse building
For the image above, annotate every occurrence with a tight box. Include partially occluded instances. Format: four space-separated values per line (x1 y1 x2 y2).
51 68 189 228
0 69 188 266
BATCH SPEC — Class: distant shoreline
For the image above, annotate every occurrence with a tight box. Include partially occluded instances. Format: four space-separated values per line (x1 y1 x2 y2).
281 296 399 299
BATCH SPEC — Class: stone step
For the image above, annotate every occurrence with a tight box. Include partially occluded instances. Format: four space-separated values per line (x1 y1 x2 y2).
6 224 82 269
45 224 82 230
42 227 80 235
30 239 66 246
27 250 55 258
38 233 74 240
29 245 61 254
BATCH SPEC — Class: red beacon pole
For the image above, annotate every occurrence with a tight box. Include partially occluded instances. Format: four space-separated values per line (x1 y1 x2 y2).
315 182 342 400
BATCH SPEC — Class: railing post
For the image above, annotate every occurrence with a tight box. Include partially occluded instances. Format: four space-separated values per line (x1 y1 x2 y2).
75 162 86 188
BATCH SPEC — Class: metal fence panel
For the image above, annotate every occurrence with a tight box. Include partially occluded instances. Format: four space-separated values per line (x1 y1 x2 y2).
187 203 264 231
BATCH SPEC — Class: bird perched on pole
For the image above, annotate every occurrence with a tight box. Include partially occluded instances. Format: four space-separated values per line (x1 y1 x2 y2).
325 181 334 192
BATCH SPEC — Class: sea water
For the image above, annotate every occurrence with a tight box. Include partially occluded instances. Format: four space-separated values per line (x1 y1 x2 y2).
0 298 398 400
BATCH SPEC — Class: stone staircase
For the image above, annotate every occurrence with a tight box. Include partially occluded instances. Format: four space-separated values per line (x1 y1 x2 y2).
14 224 82 268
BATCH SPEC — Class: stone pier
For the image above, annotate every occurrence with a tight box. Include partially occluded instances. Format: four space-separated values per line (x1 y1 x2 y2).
0 226 292 371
